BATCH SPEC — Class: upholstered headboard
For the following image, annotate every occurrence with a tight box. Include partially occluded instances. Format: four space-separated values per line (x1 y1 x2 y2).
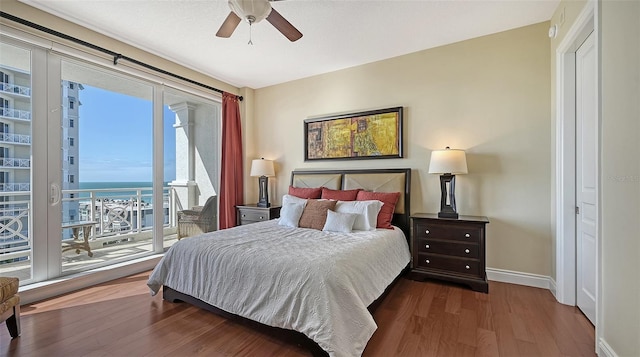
291 168 411 236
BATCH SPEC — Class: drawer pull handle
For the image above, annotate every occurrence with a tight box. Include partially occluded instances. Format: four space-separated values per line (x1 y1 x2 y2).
465 233 470 238
259 216 264 219
465 265 470 270
425 230 430 234
425 259 430 264
425 244 430 249
465 249 470 254
242 214 246 217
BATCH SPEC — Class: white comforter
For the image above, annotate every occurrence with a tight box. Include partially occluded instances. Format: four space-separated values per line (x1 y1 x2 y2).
147 219 410 357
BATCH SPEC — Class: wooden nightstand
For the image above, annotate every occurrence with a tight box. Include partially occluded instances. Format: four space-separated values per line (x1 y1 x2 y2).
409 213 489 293
236 205 281 226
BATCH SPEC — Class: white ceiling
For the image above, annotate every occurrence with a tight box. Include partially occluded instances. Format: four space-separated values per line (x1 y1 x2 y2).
21 0 558 89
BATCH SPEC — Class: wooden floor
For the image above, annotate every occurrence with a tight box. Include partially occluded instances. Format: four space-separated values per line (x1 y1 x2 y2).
0 272 595 356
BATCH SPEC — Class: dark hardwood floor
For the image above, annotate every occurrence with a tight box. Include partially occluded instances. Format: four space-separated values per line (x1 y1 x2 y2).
0 272 595 356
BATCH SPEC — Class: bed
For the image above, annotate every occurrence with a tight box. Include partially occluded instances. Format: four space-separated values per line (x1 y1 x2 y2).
147 168 412 357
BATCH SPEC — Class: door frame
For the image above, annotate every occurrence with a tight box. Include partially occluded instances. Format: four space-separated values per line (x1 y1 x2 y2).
554 0 600 351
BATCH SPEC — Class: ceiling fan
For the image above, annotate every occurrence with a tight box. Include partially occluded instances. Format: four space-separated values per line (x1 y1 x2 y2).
216 0 303 43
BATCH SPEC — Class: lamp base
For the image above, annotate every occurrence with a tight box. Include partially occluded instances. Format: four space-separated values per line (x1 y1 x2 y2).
256 175 271 208
437 210 459 219
439 173 459 219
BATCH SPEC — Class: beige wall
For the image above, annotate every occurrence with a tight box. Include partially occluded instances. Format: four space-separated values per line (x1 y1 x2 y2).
252 22 552 276
600 1 640 355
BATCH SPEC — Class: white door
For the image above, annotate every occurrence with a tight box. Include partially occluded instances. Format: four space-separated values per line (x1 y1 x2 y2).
575 31 597 325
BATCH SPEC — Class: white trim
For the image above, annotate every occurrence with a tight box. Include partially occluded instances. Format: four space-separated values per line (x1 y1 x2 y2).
19 255 162 305
548 276 557 298
554 2 600 353
486 268 552 290
598 338 619 357
554 0 596 307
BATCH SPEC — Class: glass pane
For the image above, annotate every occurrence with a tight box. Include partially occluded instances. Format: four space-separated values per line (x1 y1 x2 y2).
0 42 33 282
60 60 154 274
164 88 219 246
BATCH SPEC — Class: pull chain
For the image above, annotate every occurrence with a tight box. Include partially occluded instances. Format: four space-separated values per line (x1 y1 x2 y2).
248 20 253 45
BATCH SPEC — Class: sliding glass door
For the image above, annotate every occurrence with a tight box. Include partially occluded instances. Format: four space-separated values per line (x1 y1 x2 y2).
163 87 220 248
57 59 157 274
0 40 34 282
0 32 221 286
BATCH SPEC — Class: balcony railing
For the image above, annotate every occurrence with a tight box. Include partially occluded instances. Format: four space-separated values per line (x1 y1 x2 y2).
0 133 31 144
0 158 30 168
0 186 179 264
0 108 31 121
68 187 173 238
0 183 30 192
0 199 31 262
0 82 31 96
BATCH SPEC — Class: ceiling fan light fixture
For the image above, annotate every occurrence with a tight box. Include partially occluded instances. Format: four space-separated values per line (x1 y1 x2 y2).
228 0 272 24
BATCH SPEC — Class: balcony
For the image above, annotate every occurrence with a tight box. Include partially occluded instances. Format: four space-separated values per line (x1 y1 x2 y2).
0 82 31 97
0 133 31 145
0 183 30 192
0 108 31 121
0 158 31 168
0 186 182 280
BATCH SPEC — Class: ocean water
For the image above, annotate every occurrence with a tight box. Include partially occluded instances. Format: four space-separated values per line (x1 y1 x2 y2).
76 182 168 204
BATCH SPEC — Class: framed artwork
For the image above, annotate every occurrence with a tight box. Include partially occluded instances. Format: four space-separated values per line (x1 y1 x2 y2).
304 106 403 161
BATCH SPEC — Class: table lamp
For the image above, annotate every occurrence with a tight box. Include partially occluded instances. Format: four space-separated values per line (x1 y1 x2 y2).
428 147 468 219
250 158 275 207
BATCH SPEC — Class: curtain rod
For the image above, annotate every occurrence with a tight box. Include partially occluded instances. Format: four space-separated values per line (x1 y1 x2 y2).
0 11 243 101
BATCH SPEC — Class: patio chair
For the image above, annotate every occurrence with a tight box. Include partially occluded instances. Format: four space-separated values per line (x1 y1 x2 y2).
0 276 20 338
177 196 217 239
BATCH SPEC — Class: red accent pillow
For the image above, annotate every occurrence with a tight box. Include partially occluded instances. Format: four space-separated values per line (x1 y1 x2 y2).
288 186 322 199
298 199 337 230
321 188 361 201
356 191 400 229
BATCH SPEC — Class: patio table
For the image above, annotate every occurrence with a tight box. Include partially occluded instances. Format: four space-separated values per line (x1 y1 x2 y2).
62 221 97 257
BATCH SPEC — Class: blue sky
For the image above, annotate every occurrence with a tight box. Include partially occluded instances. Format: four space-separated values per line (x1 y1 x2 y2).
78 85 176 182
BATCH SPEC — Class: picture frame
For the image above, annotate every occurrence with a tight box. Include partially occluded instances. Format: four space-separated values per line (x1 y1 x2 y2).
304 106 403 161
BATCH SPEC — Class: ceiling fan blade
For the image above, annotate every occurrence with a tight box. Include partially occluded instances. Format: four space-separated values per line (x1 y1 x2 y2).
266 8 303 42
216 12 242 38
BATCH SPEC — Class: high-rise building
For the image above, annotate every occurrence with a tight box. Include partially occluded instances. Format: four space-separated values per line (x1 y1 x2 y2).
61 80 82 225
0 64 31 199
0 64 81 248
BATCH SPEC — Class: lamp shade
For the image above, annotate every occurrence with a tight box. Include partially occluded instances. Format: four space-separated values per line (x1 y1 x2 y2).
250 158 275 177
428 148 468 174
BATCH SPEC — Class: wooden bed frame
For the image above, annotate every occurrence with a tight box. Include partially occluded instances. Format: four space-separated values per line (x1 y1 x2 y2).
163 168 412 356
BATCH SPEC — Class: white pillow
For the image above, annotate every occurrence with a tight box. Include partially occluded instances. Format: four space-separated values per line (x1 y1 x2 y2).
278 202 306 227
322 210 358 233
335 200 383 231
278 195 307 227
282 194 307 205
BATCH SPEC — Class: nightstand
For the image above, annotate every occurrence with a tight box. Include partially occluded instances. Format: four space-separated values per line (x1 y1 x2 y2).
236 204 281 226
409 213 489 293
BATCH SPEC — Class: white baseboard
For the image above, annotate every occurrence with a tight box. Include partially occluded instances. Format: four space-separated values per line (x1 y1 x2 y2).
19 255 162 305
486 267 552 290
548 276 558 298
598 338 618 357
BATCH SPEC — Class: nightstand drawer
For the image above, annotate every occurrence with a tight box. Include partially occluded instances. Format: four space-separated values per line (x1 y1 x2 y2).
417 238 479 258
239 210 270 222
414 221 481 242
416 253 480 276
236 205 281 226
